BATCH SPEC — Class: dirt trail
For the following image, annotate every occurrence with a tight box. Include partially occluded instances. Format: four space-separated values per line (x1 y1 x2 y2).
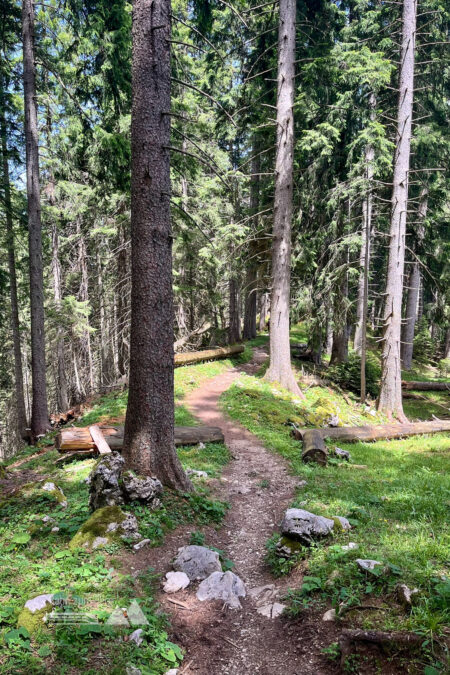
132 348 337 674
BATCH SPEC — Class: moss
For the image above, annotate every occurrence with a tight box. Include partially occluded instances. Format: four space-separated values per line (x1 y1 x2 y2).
331 516 345 532
278 536 304 556
0 464 8 479
69 505 126 551
17 605 51 635
41 482 67 506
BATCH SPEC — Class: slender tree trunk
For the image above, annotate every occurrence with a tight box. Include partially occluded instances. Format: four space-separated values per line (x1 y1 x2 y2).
77 225 94 392
444 328 450 360
259 292 269 331
377 0 416 420
116 221 128 377
228 277 241 343
354 93 375 356
51 225 69 411
265 0 302 396
123 0 191 490
0 84 28 437
22 0 49 438
243 142 260 340
401 262 420 370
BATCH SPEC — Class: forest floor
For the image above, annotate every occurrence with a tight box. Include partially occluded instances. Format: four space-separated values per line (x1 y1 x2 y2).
0 335 449 674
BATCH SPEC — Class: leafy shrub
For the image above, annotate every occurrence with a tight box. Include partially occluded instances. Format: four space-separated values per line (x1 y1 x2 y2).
327 352 380 397
437 358 450 378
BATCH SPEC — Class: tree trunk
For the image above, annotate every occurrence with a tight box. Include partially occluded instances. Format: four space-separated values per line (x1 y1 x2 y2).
259 292 269 331
444 328 450 360
265 0 302 396
354 93 375 362
116 221 129 377
122 0 191 490
228 277 241 344
22 0 49 438
401 261 420 370
377 0 416 420
243 141 260 340
0 83 28 438
293 419 450 444
77 224 94 393
243 266 257 340
51 225 69 411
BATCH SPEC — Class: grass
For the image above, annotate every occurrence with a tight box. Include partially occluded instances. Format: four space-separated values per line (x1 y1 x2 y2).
0 349 253 674
219 352 450 651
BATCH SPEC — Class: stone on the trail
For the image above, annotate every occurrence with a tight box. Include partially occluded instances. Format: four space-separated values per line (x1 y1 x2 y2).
42 482 67 508
133 539 151 551
129 628 144 646
186 468 208 479
322 608 336 622
397 584 419 608
342 542 358 551
88 453 125 510
280 508 334 545
257 602 285 619
18 594 54 633
332 516 351 531
163 571 190 593
121 471 163 507
126 667 142 675
165 670 178 675
356 558 383 572
248 584 278 605
196 571 246 609
69 505 141 551
334 447 350 461
173 545 222 581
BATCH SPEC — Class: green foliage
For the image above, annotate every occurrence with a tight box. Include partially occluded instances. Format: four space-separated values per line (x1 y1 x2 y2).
413 319 438 365
437 358 450 378
327 352 381 398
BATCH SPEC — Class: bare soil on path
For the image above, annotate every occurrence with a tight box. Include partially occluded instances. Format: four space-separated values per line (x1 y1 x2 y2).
131 347 338 674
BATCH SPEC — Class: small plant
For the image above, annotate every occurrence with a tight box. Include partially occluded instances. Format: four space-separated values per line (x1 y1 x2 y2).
321 642 340 661
327 352 381 397
259 478 270 488
264 534 305 577
413 319 437 364
437 358 450 377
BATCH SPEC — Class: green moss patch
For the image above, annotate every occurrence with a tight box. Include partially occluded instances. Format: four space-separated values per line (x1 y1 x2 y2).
69 505 127 551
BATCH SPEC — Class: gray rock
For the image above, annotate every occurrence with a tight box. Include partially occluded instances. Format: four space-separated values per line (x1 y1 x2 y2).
356 558 383 572
196 571 246 609
51 526 60 533
92 536 109 549
25 594 54 613
342 542 358 551
397 584 419 608
163 571 190 593
280 508 334 545
129 628 144 646
165 670 178 675
133 539 151 551
186 468 208 479
334 447 350 461
88 453 125 510
173 545 222 581
126 667 142 675
119 512 141 541
257 602 285 618
42 515 55 524
297 480 308 489
121 471 163 506
42 482 67 508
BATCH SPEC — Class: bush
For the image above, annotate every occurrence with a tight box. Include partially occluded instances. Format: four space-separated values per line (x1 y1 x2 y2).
413 319 437 365
437 358 450 378
327 352 380 398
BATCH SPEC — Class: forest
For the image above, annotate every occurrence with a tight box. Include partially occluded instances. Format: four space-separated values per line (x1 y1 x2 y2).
0 0 449 672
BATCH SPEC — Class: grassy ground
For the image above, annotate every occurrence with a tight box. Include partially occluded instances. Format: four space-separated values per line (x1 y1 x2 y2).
220 345 450 671
0 348 259 675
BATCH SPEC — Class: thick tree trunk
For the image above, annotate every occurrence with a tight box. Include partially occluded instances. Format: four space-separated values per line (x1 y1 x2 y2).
228 277 241 344
330 328 349 365
51 225 69 412
265 0 302 396
259 292 269 331
123 0 191 490
401 261 420 370
22 0 49 438
377 0 416 420
0 85 28 438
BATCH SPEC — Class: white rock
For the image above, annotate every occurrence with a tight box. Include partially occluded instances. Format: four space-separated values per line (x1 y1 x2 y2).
106 522 119 532
126 667 142 675
42 482 57 492
342 542 358 551
165 670 178 675
356 558 383 572
129 628 144 646
133 539 151 551
163 571 190 593
25 594 54 613
51 527 60 533
42 516 55 523
196 571 246 609
397 584 419 607
92 536 109 549
322 608 336 622
186 468 208 479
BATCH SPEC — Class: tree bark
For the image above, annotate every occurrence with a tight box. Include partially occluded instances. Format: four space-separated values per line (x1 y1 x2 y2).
292 419 450 445
122 0 191 490
265 0 302 396
259 292 269 331
0 83 28 438
51 224 69 411
22 0 49 438
444 328 450 360
116 221 129 377
377 0 416 420
228 277 241 344
401 261 420 370
243 141 260 340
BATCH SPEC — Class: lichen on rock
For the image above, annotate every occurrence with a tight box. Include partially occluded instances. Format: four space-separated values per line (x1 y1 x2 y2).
41 482 68 508
69 505 140 551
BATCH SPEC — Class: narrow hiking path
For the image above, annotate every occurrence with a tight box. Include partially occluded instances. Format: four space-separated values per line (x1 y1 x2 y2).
130 347 338 674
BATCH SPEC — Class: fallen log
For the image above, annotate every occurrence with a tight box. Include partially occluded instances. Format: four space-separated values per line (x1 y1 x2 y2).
293 419 450 445
338 628 422 668
174 321 211 351
402 380 449 391
56 425 224 452
174 344 244 366
301 430 328 465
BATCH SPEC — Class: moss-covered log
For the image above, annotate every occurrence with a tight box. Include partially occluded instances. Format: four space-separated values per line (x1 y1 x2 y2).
174 344 244 367
301 429 329 465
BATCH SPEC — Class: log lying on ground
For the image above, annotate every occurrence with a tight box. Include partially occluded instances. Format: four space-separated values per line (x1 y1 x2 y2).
402 380 449 391
301 430 329 465
338 629 422 668
56 425 224 452
89 425 112 455
174 344 244 366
